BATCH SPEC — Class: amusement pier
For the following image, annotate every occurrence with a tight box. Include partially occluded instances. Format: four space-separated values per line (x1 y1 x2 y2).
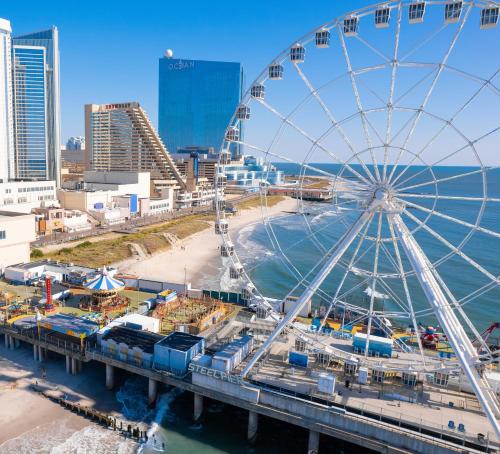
0 261 499 454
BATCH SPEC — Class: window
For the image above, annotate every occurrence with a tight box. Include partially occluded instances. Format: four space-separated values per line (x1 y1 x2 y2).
375 7 390 27
481 6 499 28
0 230 5 240
344 16 359 35
445 1 462 23
409 2 425 23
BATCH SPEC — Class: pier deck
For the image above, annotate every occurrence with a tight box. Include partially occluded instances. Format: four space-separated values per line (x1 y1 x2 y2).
1 325 498 454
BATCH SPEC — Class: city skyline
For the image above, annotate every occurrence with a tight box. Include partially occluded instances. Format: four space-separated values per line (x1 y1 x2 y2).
1 0 370 142
1 0 497 166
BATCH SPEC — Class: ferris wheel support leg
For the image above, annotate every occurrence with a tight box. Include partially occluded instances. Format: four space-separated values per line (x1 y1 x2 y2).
241 210 373 378
391 214 500 439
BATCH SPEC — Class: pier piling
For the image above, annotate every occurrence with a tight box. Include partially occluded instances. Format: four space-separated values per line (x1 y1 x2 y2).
33 344 39 361
193 393 203 422
247 410 258 443
105 364 114 389
307 430 320 454
148 378 158 407
65 355 72 374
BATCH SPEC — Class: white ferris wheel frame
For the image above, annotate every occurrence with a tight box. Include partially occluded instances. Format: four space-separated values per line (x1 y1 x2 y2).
214 0 500 436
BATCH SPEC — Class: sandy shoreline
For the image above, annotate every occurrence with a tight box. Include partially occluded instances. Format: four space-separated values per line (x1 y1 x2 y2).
115 197 298 288
0 345 139 452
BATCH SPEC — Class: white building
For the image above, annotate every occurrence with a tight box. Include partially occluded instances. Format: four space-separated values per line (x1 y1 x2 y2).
0 18 14 182
83 171 150 198
0 180 58 213
0 210 36 273
63 210 91 232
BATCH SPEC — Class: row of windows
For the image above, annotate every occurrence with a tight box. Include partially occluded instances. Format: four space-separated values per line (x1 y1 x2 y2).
0 230 5 240
4 185 54 194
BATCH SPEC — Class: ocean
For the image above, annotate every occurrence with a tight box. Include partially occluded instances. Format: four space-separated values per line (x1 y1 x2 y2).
145 164 499 454
230 163 500 333
3 165 497 454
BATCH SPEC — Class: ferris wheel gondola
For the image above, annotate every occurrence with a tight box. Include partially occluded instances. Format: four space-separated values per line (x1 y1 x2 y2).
215 0 500 437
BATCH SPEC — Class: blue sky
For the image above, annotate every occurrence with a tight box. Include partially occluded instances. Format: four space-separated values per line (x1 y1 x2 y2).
2 0 498 165
2 0 369 140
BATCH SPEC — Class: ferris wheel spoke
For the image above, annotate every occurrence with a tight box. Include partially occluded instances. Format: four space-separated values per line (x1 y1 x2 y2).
403 209 495 356
354 33 391 63
401 199 500 239
389 70 499 185
255 100 374 187
383 3 403 183
390 4 473 179
403 208 500 286
292 63 377 184
387 214 426 364
400 193 500 203
399 22 447 63
318 213 375 332
233 140 338 180
364 211 383 357
393 127 500 189
392 67 438 107
336 25 382 182
396 165 498 193
242 208 373 377
391 214 500 435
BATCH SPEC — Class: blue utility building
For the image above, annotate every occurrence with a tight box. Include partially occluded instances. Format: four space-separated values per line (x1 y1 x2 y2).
153 331 205 376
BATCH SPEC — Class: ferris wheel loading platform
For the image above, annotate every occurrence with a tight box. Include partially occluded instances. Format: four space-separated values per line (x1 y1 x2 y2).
1 323 499 454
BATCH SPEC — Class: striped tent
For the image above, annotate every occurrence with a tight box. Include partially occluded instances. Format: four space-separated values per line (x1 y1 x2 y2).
84 267 124 293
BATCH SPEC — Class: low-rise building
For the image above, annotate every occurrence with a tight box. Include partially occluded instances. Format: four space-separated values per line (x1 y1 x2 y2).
0 211 36 273
0 181 58 214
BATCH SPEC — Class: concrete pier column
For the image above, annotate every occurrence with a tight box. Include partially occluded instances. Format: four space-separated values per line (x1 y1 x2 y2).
33 344 39 361
148 378 158 406
38 346 44 361
307 430 320 454
105 364 114 390
66 355 72 374
247 410 258 443
9 336 15 350
193 393 203 421
71 358 81 375
14 338 20 348
4 334 8 348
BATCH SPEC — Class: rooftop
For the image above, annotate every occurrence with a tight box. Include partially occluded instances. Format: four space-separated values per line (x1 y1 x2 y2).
157 331 204 352
0 210 32 217
103 326 164 353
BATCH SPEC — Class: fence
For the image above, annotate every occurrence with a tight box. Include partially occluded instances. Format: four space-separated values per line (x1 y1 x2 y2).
32 206 213 247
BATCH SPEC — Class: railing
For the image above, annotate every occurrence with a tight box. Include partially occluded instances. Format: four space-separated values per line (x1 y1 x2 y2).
32 206 213 247
247 377 497 452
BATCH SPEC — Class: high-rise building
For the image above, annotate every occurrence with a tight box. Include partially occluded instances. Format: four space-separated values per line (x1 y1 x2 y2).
85 102 187 190
66 136 85 150
158 55 243 155
13 27 61 186
0 18 14 182
12 45 48 180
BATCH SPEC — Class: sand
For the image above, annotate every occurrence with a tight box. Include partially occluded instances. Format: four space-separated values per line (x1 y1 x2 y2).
0 345 135 451
115 197 298 287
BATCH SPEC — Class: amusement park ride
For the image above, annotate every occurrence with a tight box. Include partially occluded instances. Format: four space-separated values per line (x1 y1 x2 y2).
215 0 500 437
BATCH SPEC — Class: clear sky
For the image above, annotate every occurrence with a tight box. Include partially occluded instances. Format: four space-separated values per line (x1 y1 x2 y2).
2 0 369 141
2 0 498 166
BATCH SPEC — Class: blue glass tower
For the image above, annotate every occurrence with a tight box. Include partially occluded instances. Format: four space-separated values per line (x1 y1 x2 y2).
158 57 243 155
13 27 61 185
12 46 48 179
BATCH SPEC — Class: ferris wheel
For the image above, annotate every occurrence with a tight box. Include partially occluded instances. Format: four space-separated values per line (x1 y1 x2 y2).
215 0 500 436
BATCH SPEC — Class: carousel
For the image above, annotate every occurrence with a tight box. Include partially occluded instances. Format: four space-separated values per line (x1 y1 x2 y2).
81 267 129 314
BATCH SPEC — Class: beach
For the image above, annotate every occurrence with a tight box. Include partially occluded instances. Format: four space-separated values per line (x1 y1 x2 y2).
115 197 298 288
0 344 138 453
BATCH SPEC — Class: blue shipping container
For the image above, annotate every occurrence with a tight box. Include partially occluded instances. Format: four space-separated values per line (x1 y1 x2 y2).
289 351 308 368
130 194 138 213
94 202 104 210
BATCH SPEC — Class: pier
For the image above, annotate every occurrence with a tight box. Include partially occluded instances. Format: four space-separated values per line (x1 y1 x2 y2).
1 324 498 454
